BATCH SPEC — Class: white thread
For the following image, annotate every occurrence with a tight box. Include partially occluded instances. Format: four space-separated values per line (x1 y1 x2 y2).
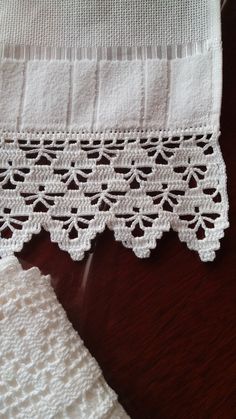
0 256 129 418
0 129 229 262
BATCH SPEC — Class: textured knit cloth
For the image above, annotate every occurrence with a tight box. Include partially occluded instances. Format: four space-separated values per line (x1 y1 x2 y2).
0 256 129 418
0 1 229 262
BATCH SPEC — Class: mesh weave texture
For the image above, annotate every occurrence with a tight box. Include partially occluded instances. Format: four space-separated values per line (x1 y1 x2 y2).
0 0 210 48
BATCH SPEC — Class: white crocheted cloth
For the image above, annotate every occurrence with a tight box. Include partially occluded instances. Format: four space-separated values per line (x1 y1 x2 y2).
0 256 129 418
0 1 229 261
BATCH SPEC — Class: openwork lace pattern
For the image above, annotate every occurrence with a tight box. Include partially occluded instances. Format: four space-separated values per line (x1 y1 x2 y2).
0 129 228 262
0 256 129 418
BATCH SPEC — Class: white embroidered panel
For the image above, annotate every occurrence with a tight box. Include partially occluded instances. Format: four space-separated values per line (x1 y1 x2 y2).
0 0 229 262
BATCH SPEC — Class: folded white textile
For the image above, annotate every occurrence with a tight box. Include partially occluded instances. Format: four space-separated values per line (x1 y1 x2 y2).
0 256 129 418
0 1 229 261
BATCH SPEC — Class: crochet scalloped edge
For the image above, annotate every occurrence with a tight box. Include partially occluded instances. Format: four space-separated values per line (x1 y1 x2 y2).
0 128 229 263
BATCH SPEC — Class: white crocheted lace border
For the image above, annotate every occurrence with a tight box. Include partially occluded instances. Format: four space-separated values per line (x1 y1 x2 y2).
0 128 228 262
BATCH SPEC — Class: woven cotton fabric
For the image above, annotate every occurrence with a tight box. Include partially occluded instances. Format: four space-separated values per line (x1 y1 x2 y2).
0 256 129 418
0 0 210 48
0 0 229 261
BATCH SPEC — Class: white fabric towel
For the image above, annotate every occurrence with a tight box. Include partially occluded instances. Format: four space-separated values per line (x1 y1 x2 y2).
0 1 229 262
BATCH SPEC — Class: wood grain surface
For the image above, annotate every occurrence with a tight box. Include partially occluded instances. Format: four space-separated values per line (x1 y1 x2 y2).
18 3 236 418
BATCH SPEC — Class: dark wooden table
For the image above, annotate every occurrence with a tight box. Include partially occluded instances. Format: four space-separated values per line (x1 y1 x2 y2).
18 3 236 418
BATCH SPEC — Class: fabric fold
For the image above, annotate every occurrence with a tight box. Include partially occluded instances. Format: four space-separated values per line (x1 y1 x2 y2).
0 255 129 418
